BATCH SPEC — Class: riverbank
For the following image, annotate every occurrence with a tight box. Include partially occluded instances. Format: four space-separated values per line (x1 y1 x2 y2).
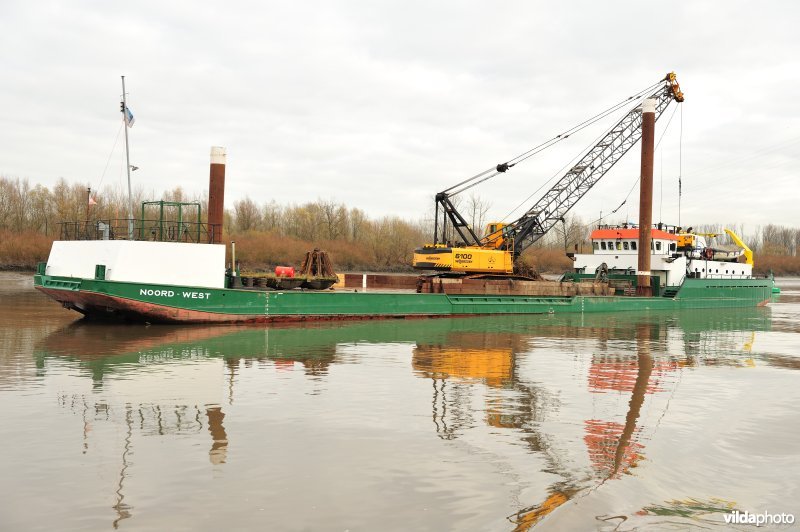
4 229 800 276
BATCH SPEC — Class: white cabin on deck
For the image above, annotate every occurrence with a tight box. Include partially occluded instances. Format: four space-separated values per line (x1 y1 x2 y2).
573 226 753 288
45 240 227 289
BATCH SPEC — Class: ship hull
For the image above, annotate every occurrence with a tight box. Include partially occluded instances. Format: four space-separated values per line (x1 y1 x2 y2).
34 274 773 324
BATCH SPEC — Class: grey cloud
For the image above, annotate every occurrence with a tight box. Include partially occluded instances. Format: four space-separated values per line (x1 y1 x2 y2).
1 0 798 228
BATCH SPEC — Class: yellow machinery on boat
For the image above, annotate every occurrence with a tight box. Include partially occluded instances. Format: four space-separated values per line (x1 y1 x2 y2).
413 73 684 276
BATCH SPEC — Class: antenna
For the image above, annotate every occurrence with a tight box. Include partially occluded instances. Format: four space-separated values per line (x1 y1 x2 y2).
121 76 134 239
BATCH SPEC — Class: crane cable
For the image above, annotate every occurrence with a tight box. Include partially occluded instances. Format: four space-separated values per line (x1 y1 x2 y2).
480 96 677 246
441 80 664 197
95 121 125 194
505 80 663 167
498 111 626 224
444 83 661 197
497 94 671 225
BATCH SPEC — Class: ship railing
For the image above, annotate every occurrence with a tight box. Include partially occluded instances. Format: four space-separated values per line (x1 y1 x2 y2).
57 219 223 244
704 273 752 280
596 222 682 234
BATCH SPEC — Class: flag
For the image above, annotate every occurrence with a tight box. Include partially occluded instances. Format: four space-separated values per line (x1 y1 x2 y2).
88 196 97 206
124 106 135 128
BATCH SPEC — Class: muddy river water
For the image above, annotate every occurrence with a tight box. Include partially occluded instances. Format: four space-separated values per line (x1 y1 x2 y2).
1 272 799 531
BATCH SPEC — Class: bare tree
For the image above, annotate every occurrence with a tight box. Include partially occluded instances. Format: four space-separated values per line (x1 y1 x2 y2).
28 184 52 234
780 226 796 256
262 200 283 231
233 197 262 233
552 213 588 252
349 207 367 242
795 228 800 258
365 215 427 268
162 186 185 203
0 177 14 229
316 198 347 240
762 224 785 255
283 203 323 241
466 193 492 238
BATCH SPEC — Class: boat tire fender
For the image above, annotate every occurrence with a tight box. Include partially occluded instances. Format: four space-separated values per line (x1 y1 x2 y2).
703 247 713 261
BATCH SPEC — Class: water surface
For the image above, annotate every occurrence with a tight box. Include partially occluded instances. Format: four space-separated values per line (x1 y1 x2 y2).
1 272 799 531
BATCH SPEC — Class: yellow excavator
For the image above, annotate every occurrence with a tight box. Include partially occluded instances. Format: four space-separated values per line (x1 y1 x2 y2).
412 73 684 276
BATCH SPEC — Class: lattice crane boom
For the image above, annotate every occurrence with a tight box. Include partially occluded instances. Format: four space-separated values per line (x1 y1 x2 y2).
415 73 683 275
495 74 683 257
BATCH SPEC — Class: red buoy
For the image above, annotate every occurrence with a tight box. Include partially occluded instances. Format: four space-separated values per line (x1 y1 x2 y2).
275 266 295 278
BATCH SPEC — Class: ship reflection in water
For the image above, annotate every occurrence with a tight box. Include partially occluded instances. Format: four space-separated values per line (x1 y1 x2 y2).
37 323 343 528
26 301 800 530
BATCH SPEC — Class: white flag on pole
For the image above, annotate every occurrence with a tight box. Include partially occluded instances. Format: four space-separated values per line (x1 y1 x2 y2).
124 106 135 128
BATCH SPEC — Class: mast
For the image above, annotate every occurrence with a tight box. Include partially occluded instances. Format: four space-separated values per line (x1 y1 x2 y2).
121 76 134 239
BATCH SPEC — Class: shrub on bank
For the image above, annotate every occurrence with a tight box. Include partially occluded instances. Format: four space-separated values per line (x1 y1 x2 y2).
231 231 376 272
4 226 800 277
523 248 574 274
754 254 800 277
0 230 53 269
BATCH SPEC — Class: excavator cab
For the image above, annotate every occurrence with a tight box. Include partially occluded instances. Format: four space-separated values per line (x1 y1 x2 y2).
482 223 508 249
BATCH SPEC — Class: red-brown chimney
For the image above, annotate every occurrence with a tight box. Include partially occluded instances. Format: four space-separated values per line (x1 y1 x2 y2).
208 147 226 244
636 100 656 296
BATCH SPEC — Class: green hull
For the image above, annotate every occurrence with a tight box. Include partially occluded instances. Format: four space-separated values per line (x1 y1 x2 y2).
34 273 773 324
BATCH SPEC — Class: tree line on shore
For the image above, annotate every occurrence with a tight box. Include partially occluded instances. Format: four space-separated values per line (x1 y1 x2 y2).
1 175 799 275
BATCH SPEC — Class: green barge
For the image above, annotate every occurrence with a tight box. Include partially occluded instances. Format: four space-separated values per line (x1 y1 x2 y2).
33 215 774 324
34 270 772 324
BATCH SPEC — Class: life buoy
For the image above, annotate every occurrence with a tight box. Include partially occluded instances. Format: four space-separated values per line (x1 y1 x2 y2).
702 247 714 261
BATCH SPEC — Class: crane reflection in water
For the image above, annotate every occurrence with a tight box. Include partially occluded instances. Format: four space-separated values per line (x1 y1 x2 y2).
411 310 772 530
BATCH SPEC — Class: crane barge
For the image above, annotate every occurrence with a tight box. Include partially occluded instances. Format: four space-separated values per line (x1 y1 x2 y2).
34 73 773 323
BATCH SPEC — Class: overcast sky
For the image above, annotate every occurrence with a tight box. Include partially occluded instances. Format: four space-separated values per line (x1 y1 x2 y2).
2 0 799 231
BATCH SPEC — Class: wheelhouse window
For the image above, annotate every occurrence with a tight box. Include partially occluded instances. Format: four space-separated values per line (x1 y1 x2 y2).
623 241 629 250
600 241 607 250
593 242 600 251
631 241 637 250
655 241 662 251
